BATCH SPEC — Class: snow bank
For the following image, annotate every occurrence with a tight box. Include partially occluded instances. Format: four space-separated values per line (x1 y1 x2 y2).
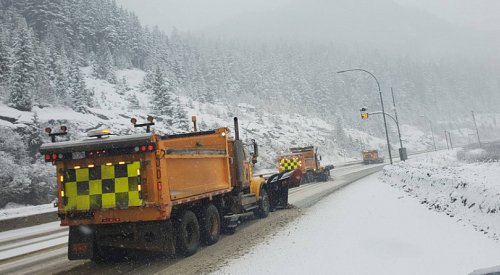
218 173 500 275
380 151 500 240
0 203 55 221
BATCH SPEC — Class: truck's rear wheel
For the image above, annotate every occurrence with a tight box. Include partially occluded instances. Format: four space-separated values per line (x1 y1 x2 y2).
254 189 270 218
200 204 221 245
176 210 200 257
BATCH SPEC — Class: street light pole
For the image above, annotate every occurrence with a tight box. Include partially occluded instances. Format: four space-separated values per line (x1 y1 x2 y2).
337 69 393 164
390 87 407 160
448 131 453 149
444 130 450 150
421 115 436 151
471 110 482 148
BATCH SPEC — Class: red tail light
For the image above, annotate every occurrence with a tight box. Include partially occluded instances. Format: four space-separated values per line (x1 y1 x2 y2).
140 146 147 152
52 153 57 160
45 154 51 161
147 145 154 151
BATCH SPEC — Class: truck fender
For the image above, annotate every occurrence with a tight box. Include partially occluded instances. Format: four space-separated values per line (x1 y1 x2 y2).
250 177 267 201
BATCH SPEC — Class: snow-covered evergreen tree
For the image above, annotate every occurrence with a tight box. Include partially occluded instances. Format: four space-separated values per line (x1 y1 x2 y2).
0 32 11 84
8 18 36 111
172 95 189 131
150 67 175 126
115 76 130 95
92 43 115 83
68 63 87 113
128 92 141 109
26 113 43 160
52 50 70 102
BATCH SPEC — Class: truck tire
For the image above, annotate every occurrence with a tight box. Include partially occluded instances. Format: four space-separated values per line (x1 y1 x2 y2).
200 204 221 245
254 189 270 218
175 210 200 257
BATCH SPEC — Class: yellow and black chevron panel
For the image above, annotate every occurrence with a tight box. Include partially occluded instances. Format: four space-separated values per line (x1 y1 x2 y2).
62 161 142 211
279 158 302 171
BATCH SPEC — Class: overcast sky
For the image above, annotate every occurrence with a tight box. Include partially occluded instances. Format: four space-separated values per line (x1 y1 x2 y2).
116 0 500 32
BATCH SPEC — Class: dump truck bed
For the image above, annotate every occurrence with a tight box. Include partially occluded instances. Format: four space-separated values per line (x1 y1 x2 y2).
41 128 234 226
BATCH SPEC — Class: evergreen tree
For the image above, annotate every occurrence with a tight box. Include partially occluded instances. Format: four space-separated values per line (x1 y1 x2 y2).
8 19 36 111
115 76 130 95
128 92 140 109
32 41 53 106
0 32 11 84
17 0 66 39
92 43 115 83
172 95 189 131
68 63 87 113
27 113 43 160
150 67 175 126
50 47 70 103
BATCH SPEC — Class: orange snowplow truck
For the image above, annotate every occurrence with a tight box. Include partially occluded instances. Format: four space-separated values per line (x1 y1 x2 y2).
362 149 384 164
278 146 333 183
40 117 301 261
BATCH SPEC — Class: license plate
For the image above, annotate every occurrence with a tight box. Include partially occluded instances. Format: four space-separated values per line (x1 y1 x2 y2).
72 151 86 160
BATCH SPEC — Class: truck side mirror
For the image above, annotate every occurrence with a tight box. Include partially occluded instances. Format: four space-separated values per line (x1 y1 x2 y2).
252 139 258 165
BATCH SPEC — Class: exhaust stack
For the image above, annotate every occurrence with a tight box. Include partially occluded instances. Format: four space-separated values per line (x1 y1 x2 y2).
233 117 240 140
233 117 244 189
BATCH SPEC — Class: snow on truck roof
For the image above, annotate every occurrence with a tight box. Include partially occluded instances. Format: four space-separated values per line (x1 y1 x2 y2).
40 133 153 153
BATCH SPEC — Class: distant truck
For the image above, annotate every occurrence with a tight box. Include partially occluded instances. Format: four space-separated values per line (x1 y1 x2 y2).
40 117 301 261
362 149 384 164
278 146 333 184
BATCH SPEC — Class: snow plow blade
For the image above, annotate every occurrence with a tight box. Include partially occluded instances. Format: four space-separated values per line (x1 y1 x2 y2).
266 169 302 210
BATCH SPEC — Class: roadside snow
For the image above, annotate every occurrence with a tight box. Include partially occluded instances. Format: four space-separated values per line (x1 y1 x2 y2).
381 151 500 240
217 172 500 274
0 203 55 221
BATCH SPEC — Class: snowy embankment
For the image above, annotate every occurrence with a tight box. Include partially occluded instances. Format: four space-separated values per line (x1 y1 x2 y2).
381 151 500 240
0 203 55 221
217 173 500 275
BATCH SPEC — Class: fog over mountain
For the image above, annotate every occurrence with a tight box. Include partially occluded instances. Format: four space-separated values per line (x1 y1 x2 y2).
200 0 499 59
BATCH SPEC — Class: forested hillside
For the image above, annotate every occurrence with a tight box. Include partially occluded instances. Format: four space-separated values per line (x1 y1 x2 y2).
0 0 499 206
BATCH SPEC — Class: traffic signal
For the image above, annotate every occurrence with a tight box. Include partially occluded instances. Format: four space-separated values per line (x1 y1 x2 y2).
360 107 368 120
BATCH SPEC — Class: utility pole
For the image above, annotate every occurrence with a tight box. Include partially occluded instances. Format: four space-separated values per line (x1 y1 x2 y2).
448 131 453 149
421 115 436 151
444 130 449 150
391 87 407 161
471 110 482 148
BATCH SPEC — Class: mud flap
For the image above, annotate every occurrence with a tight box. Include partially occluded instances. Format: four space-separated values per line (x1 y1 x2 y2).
160 220 176 257
68 225 95 260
